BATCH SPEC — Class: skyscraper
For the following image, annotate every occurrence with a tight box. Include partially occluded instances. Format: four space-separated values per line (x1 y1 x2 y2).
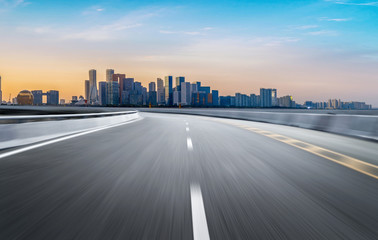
125 78 134 91
149 82 156 92
112 73 126 104
164 76 173 105
157 78 165 105
175 76 185 91
0 76 2 103
212 90 219 106
272 89 277 107
106 69 114 82
84 80 90 100
260 88 273 107
31 90 43 105
98 82 107 105
181 82 191 106
106 81 119 105
89 69 98 103
47 90 59 105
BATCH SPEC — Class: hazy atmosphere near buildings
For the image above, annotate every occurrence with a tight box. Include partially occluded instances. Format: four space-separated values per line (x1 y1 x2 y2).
1 0 378 106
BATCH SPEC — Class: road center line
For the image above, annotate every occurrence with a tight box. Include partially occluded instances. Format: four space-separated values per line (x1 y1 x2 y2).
187 137 193 150
0 117 142 160
186 127 190 132
190 184 210 240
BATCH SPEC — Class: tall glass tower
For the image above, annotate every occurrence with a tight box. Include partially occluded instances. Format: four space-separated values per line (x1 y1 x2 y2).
164 76 173 105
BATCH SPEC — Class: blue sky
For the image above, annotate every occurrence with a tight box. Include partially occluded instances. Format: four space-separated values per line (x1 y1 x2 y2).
1 0 378 105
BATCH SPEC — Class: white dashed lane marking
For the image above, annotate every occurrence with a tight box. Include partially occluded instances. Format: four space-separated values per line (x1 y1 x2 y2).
190 184 210 240
187 137 193 151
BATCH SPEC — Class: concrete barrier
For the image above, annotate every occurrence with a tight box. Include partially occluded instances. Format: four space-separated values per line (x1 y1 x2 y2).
0 111 139 150
139 108 378 141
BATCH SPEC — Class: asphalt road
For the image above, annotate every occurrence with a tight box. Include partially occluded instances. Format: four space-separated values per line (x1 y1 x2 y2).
1 112 378 239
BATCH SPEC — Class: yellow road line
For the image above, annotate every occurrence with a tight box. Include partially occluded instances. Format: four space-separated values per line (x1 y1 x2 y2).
212 118 378 180
240 126 378 180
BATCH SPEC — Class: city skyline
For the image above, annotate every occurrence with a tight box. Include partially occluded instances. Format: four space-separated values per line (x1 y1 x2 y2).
1 0 378 105
0 69 374 109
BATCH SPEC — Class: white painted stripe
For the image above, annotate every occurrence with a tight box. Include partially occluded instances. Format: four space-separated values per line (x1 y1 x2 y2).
190 184 210 240
186 122 189 125
0 117 142 160
187 137 193 150
186 127 190 132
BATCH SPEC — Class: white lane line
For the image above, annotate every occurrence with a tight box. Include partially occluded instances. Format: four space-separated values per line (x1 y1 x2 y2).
187 137 193 151
190 184 210 240
186 122 189 126
186 127 190 132
0 117 143 160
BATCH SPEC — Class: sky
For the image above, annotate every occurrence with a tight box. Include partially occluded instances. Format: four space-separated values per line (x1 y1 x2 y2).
0 0 377 106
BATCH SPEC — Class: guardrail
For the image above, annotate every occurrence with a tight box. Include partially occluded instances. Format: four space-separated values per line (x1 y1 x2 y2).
139 108 378 141
0 111 137 124
0 111 139 150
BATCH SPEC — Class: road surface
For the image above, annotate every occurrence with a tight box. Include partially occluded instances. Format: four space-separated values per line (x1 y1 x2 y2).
1 112 378 239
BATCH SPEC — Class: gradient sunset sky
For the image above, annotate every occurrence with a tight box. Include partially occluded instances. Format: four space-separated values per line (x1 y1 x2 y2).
1 0 377 106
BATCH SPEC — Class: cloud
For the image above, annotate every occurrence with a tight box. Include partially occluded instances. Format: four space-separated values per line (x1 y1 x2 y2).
159 30 203 36
17 7 166 41
295 25 319 30
184 31 201 35
320 17 350 21
0 0 30 11
63 23 143 41
325 0 378 6
82 5 105 15
307 30 338 36
159 30 175 34
250 36 301 47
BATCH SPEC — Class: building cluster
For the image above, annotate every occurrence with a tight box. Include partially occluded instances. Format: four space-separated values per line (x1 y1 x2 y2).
0 73 373 109
10 90 59 105
304 99 372 110
219 89 296 108
80 69 297 108
80 69 220 107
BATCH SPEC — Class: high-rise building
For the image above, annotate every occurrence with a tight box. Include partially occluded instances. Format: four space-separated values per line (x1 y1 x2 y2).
250 94 259 107
148 91 157 106
148 82 157 106
113 73 126 103
89 69 98 103
84 80 90 100
212 90 219 106
31 90 43 105
149 82 156 92
106 69 114 82
191 83 198 93
134 82 142 94
272 89 277 106
124 78 134 91
165 76 173 105
142 87 147 105
0 76 2 103
278 96 294 108
175 77 185 91
173 90 181 105
106 81 119 105
157 78 165 105
181 82 191 105
260 88 273 107
98 81 107 105
47 90 59 105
